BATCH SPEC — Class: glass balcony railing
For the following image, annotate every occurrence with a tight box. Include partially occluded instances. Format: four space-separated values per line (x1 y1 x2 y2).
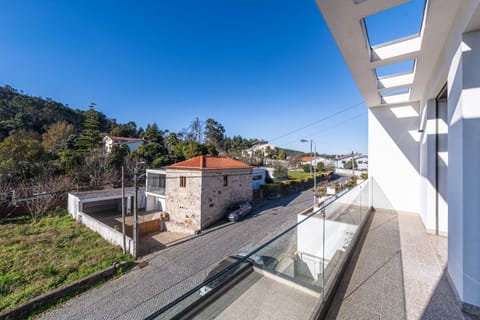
145 179 372 320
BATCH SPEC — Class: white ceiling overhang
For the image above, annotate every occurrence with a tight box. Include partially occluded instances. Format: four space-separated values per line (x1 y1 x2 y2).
315 0 477 108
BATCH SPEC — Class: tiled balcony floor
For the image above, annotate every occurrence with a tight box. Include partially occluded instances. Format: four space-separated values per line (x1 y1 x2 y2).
193 271 318 320
326 209 466 320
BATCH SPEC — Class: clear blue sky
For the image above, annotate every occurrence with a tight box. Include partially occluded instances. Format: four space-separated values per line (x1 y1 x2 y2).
0 0 425 155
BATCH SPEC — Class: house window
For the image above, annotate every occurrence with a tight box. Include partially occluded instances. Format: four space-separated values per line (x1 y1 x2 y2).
180 176 187 188
223 175 228 187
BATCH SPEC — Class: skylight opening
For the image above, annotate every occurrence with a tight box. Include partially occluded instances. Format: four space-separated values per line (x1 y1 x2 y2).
375 60 415 78
364 0 426 47
381 87 410 97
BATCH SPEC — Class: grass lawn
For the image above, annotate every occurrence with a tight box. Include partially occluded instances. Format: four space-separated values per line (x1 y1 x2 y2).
288 170 314 180
0 209 134 314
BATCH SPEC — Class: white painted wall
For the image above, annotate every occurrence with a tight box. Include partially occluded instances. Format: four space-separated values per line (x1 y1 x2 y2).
252 167 267 190
368 106 420 214
297 215 357 262
146 193 165 211
419 99 438 233
76 211 134 255
447 29 480 308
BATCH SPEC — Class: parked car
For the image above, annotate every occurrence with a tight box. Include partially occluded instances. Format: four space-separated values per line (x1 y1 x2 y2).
226 202 252 222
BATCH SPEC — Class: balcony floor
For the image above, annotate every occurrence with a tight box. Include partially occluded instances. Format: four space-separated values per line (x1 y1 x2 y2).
326 209 468 320
193 271 319 320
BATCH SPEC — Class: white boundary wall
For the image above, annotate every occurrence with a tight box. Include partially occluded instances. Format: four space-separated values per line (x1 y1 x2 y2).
76 211 134 256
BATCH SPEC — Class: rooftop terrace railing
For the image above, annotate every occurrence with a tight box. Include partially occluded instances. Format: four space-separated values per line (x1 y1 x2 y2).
145 179 372 320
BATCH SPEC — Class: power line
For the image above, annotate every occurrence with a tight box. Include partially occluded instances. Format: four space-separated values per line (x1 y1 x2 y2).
279 111 366 148
267 101 365 143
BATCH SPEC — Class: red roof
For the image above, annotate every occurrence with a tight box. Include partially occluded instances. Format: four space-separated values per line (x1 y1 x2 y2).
301 156 314 162
166 156 253 170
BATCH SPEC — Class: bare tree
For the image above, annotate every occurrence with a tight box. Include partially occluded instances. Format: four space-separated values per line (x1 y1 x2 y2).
18 175 71 222
0 175 13 208
82 149 119 189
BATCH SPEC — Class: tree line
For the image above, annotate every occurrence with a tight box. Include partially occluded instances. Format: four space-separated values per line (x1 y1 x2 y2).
0 86 272 191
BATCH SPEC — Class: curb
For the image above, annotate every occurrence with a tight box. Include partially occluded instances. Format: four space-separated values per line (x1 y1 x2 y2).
0 261 136 320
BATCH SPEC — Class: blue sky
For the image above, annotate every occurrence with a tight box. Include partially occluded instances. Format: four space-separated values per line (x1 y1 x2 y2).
0 0 425 154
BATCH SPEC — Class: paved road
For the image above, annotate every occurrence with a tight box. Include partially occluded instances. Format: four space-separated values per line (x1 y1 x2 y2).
39 190 313 320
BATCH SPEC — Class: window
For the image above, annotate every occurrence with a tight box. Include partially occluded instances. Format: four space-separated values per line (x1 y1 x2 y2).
180 176 186 188
223 175 228 187
253 175 263 181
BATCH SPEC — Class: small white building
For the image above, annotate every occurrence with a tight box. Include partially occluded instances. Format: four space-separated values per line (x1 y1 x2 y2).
103 135 145 153
252 167 269 190
68 188 146 220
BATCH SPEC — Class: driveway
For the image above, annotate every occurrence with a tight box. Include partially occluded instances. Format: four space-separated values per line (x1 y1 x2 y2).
38 190 314 320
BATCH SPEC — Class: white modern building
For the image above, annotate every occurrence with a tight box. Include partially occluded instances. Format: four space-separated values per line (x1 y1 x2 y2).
317 0 480 312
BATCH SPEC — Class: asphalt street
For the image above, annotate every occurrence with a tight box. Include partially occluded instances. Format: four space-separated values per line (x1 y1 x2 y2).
38 190 314 320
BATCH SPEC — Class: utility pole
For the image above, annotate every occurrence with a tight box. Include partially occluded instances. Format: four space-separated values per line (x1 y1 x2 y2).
313 142 317 209
351 151 355 178
301 139 317 211
133 165 139 258
132 161 145 258
121 165 126 254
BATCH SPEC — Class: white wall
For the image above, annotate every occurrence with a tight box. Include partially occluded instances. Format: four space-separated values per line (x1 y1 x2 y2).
368 105 420 214
146 193 165 211
68 193 80 219
77 211 134 255
419 100 438 233
447 29 480 308
297 215 357 262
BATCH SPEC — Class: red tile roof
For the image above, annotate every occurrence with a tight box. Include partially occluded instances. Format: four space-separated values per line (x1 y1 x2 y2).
165 156 253 170
301 156 314 162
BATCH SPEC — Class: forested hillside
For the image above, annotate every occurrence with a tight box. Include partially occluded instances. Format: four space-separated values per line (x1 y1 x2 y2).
0 86 288 187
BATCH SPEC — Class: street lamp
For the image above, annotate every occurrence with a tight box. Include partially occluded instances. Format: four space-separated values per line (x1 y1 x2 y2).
301 139 317 210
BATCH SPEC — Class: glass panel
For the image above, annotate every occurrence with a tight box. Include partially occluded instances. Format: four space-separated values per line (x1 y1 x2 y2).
145 179 371 319
147 173 166 195
376 60 415 78
364 0 426 46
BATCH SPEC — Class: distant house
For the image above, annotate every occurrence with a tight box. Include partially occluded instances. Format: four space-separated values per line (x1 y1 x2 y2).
242 143 276 158
300 156 327 167
334 153 368 170
163 156 253 232
103 135 145 153
334 154 355 169
354 155 368 171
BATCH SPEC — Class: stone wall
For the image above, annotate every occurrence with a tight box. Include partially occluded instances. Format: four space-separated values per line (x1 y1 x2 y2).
200 169 252 229
165 168 253 232
165 169 202 231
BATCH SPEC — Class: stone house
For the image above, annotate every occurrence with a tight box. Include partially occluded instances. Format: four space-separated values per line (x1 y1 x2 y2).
164 156 253 232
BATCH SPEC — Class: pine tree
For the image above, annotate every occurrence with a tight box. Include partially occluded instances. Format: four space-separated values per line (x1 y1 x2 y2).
76 103 101 153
